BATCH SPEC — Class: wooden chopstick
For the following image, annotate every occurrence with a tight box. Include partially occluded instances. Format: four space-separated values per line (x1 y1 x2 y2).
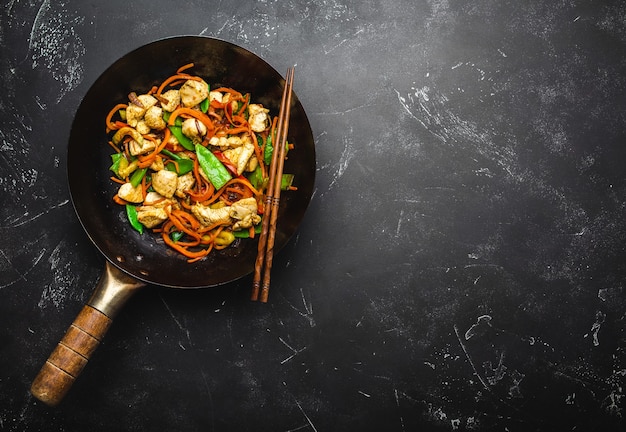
251 67 295 302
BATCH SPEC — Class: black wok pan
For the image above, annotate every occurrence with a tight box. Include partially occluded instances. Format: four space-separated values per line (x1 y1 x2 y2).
30 36 316 406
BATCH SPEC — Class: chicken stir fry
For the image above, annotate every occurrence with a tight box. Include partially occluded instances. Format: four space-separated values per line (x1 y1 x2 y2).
105 64 295 262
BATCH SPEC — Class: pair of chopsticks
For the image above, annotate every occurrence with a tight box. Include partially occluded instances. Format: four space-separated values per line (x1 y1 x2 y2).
251 67 295 302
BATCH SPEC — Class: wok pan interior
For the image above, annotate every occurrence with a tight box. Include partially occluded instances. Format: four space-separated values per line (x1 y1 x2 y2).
67 36 316 288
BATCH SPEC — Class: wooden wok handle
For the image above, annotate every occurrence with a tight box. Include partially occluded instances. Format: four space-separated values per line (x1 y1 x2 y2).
30 304 112 406
30 261 145 406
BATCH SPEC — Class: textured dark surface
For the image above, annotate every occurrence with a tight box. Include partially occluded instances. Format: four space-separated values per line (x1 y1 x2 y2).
1 1 625 431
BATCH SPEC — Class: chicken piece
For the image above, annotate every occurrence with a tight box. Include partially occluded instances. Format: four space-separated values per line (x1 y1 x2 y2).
248 104 269 132
209 91 223 104
230 197 261 231
181 118 207 144
151 170 178 198
246 155 258 172
191 203 232 227
117 182 143 203
226 135 244 147
149 155 165 172
222 140 255 175
137 94 158 108
209 135 245 151
135 192 173 228
136 206 168 229
128 136 156 156
208 136 227 148
144 191 173 208
125 94 158 127
144 106 166 130
166 131 180 148
160 89 180 112
175 171 196 198
179 79 209 108
135 120 151 135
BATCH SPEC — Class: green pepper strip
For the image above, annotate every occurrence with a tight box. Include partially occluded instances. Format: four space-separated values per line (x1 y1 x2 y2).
109 153 123 176
170 231 184 242
130 167 148 187
195 144 232 190
125 204 144 234
281 174 295 190
246 164 265 190
263 133 273 165
112 126 143 146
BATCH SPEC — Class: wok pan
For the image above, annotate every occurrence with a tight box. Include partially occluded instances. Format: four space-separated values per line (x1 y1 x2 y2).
30 36 316 406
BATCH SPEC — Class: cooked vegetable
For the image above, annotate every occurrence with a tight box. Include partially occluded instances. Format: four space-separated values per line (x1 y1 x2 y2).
126 204 144 234
195 144 231 190
168 125 195 151
161 149 194 175
130 167 148 188
104 64 297 262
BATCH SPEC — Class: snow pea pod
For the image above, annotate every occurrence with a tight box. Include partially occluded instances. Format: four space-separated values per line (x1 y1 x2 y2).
125 204 144 234
168 125 195 151
195 144 232 190
161 149 194 175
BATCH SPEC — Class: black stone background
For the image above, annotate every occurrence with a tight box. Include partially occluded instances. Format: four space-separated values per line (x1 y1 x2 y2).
1 0 625 431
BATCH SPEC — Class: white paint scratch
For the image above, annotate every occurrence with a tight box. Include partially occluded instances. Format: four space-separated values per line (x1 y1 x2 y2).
293 396 318 432
395 209 404 237
394 389 406 431
464 315 492 340
326 135 356 193
0 248 46 290
159 294 192 344
0 199 69 228
590 311 606 347
279 336 307 364
38 241 78 309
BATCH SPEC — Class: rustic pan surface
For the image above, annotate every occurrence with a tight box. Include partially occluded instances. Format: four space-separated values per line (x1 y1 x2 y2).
67 36 316 288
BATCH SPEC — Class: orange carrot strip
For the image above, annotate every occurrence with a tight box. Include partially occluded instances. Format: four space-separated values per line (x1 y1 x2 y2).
248 126 266 180
113 194 128 205
157 74 203 95
107 140 121 153
168 107 214 131
177 63 195 73
106 103 127 131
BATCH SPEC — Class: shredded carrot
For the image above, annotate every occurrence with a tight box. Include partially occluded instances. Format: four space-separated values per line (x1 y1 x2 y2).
162 227 209 260
137 131 169 168
107 140 121 153
156 73 203 95
105 103 127 132
249 125 266 180
141 175 148 200
113 194 128 205
213 87 244 100
110 176 125 185
177 63 195 73
168 107 215 131
224 177 262 196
